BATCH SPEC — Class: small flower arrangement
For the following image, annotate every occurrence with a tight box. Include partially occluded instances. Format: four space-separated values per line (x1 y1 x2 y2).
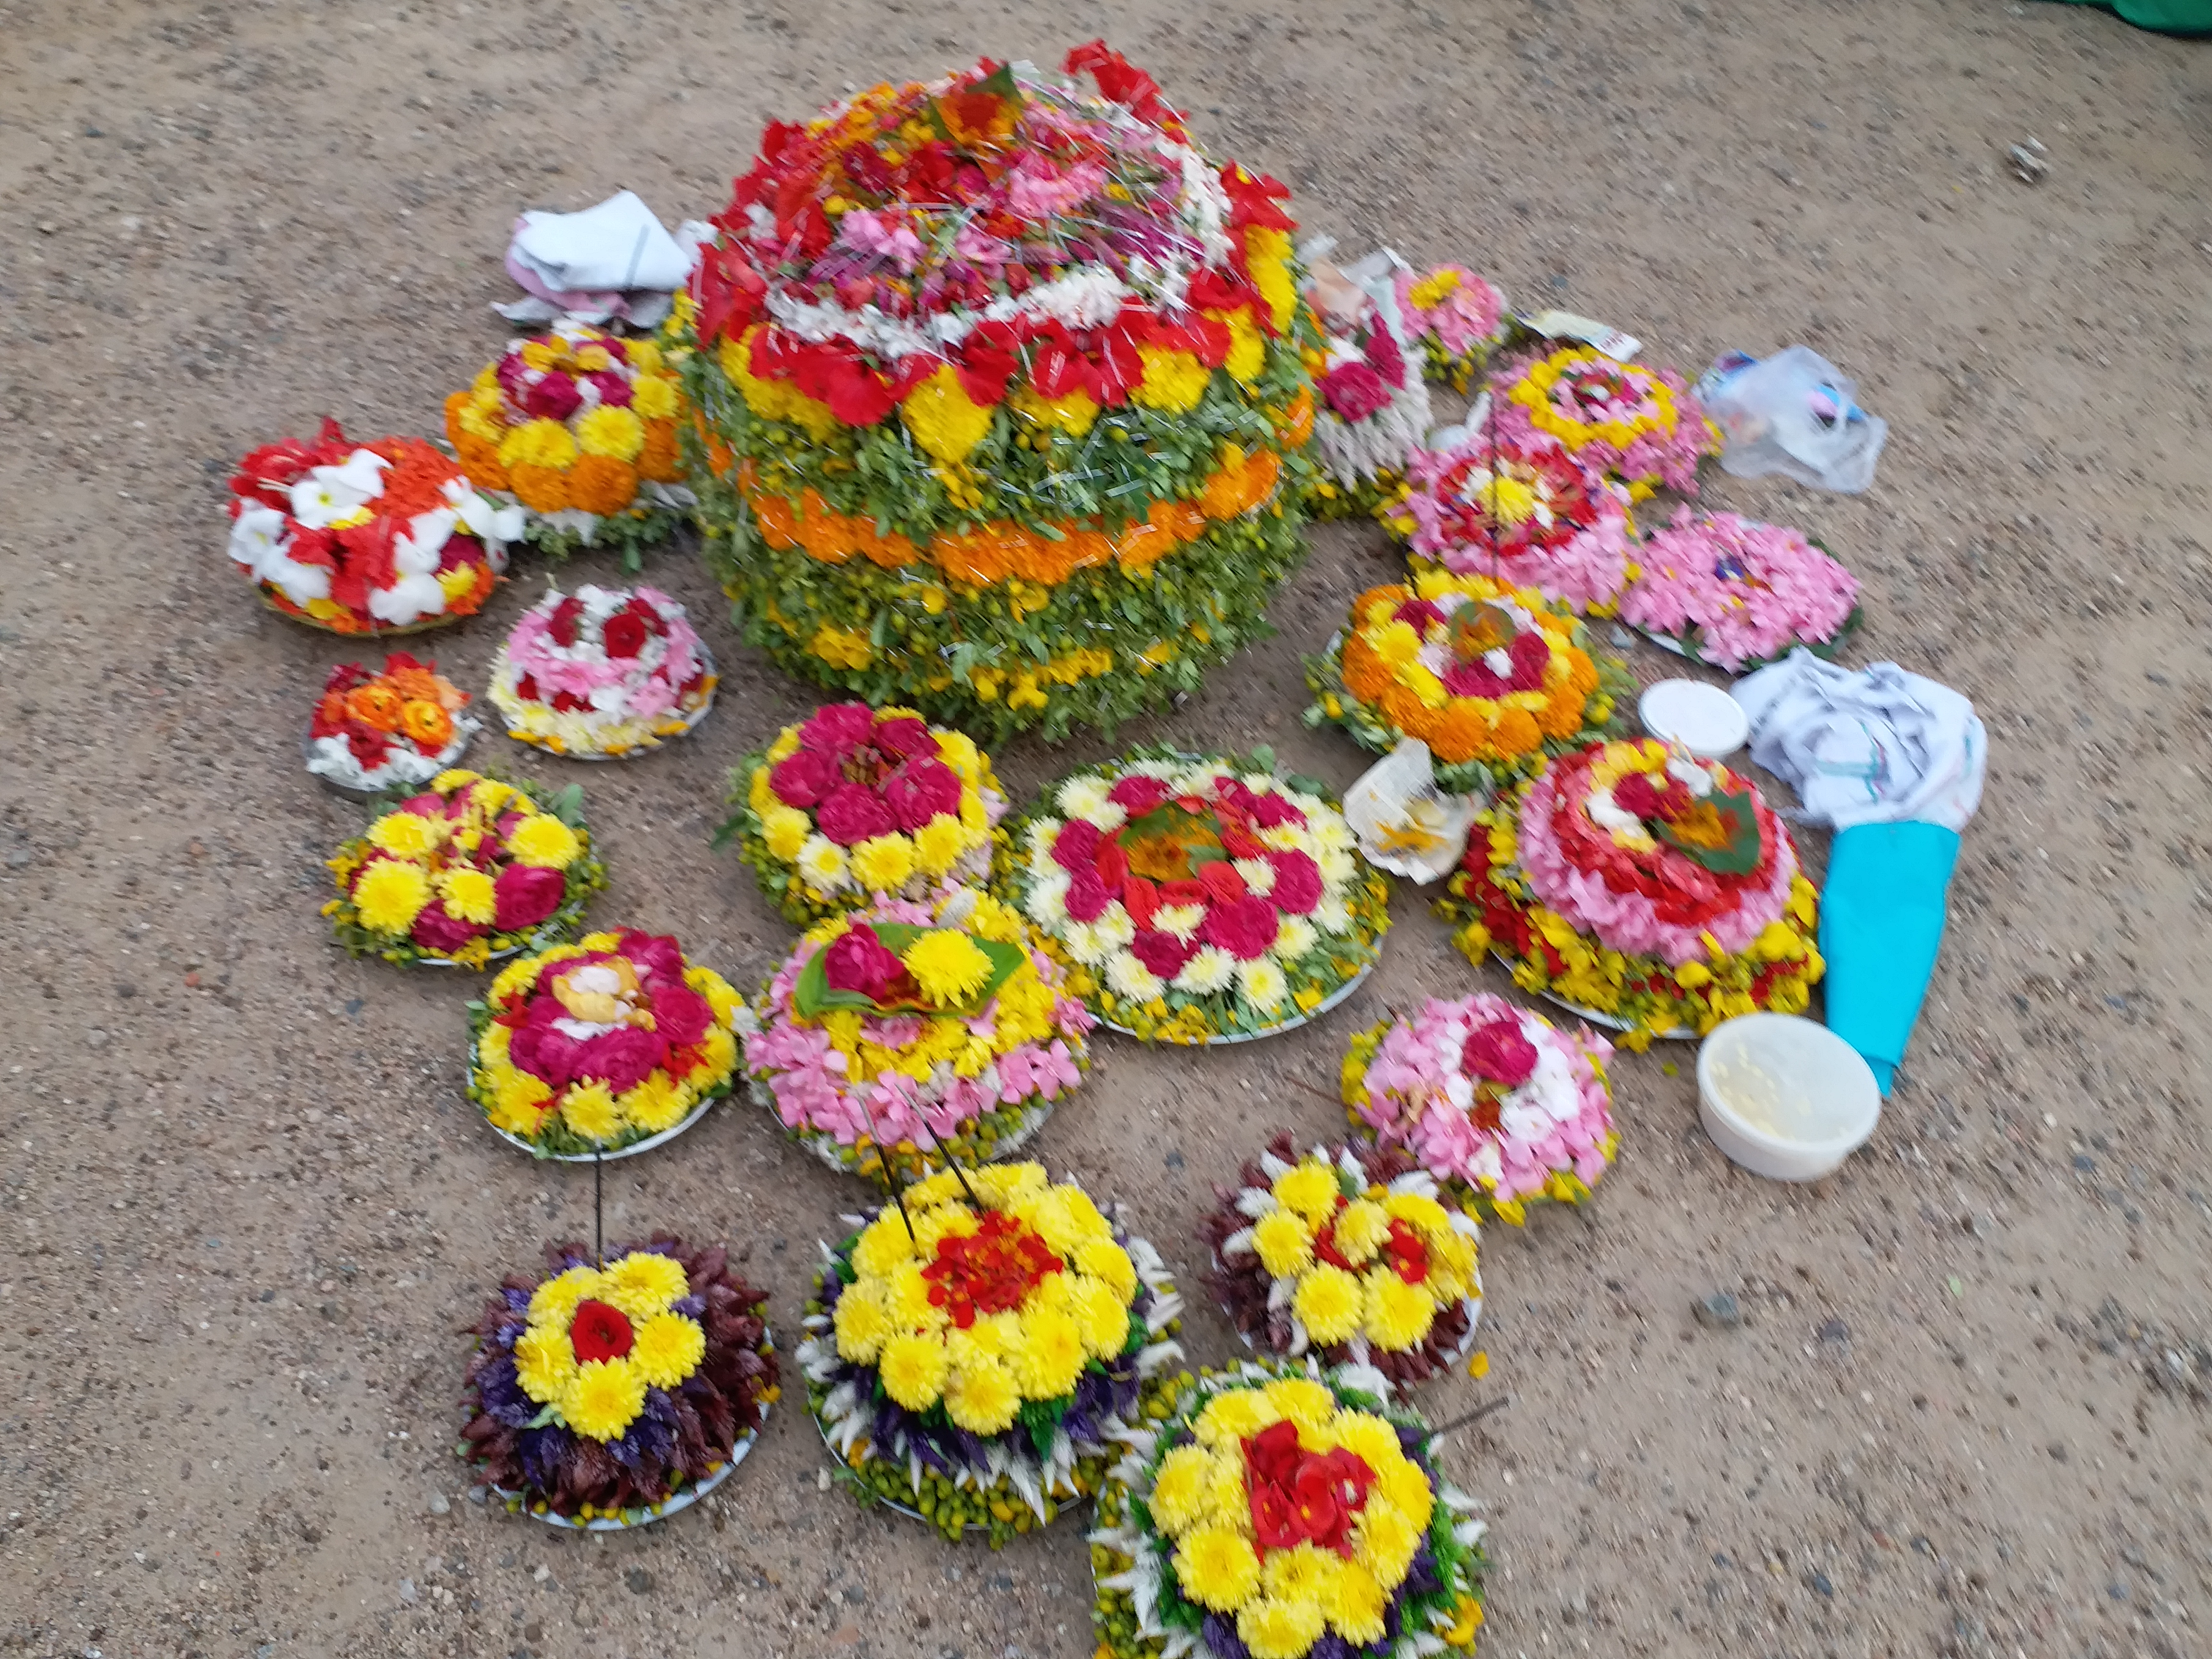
445 322 692 568
227 419 521 634
719 702 1006 925
1618 508 1861 673
469 930 747 1158
801 1162 1182 1546
1493 344 1718 499
1007 748 1390 1045
461 1236 780 1528
1304 571 1629 796
1340 994 1617 1224
1300 260 1431 522
324 769 606 968
1394 264 1505 392
488 584 717 759
1201 1134 1482 1391
1436 739 1823 1046
1393 429 1636 614
305 653 477 795
747 888 1091 1182
1089 1360 1489 1659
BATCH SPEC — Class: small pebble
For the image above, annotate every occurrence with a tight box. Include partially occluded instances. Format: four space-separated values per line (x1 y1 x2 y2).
398 1578 419 1605
428 1492 450 1515
626 1567 655 1594
1694 1292 1742 1330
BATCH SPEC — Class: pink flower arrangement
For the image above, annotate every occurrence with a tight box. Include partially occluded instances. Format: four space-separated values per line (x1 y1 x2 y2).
1343 992 1617 1214
1395 431 1635 613
1494 345 1719 497
489 583 715 758
1618 508 1860 673
1392 264 1503 380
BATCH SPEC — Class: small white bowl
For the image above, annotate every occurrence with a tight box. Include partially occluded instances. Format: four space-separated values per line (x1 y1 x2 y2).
1639 678 1749 758
1695 1013 1881 1181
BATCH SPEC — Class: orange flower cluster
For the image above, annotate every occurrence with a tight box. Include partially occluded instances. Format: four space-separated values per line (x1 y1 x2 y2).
738 445 1282 588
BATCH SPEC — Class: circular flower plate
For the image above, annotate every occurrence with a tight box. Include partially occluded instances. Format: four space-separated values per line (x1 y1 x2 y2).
494 1398 768 1532
488 1092 719 1163
1097 959 1376 1046
502 646 719 763
807 1410 986 1536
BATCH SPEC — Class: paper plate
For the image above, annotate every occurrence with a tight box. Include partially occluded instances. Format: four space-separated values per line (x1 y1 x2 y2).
1100 961 1377 1047
752 1077 1057 1180
498 1393 769 1531
502 647 718 762
486 1089 721 1163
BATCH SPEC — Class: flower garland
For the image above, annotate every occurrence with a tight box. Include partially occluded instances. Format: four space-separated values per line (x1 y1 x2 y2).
1200 1134 1481 1391
719 701 1006 924
1434 739 1823 1046
1006 749 1390 1045
677 46 1322 737
801 1162 1182 1545
1303 571 1631 796
1089 1360 1489 1659
1340 993 1617 1224
227 419 521 634
747 888 1092 1181
1393 264 1504 393
468 930 747 1157
305 653 477 795
1617 507 1861 673
323 769 606 968
461 1236 780 1526
488 584 717 759
1492 345 1718 499
445 322 693 568
1392 429 1637 614
1300 259 1430 522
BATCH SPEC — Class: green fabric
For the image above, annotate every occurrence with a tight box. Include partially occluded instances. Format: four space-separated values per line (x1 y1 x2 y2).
2056 0 2212 36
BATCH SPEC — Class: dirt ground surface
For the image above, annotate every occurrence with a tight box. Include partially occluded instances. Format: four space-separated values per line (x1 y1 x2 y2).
5 2 2212 1657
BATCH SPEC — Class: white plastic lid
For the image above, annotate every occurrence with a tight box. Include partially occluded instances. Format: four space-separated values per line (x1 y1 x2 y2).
1638 679 1749 758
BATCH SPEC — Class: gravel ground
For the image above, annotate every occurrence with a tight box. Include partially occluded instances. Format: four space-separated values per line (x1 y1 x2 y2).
4 2 2211 1657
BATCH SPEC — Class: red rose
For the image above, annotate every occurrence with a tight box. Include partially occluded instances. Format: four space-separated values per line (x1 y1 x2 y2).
1159 878 1208 909
815 783 896 847
769 748 838 808
1063 867 1111 924
1201 895 1278 961
493 863 566 932
649 983 713 1049
822 925 906 1001
1610 773 1663 821
1121 876 1160 930
1462 1019 1539 1087
568 1298 635 1362
584 371 632 409
1266 850 1324 915
1093 837 1128 894
601 610 649 660
1130 928 1193 980
547 595 585 648
1198 862 1248 906
410 904 484 954
575 1025 665 1094
882 759 962 831
1393 599 1446 637
1320 360 1393 423
1107 775 1170 815
871 716 938 760
799 701 876 759
1507 629 1551 692
1050 819 1101 873
525 373 583 422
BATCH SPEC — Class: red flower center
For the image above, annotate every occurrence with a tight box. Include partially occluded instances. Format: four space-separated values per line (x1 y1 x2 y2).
921 1211 1062 1329
1244 1419 1375 1556
568 1298 635 1363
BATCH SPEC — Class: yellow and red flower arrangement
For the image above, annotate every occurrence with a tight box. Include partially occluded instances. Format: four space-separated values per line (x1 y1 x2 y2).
1492 344 1719 500
461 1236 780 1527
1436 738 1823 1046
469 929 747 1158
227 419 521 634
720 701 1006 924
1304 571 1630 796
305 653 477 795
747 886 1091 1181
800 1161 1183 1545
324 769 606 968
677 45 1321 737
1089 1360 1489 1659
1201 1135 1482 1392
445 322 693 569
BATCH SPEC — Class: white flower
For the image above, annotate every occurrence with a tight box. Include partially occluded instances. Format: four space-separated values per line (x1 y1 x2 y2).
1236 957 1288 1013
1025 872 1071 928
1274 917 1318 962
260 546 333 606
1669 757 1718 798
1056 775 1116 823
1585 785 1644 840
797 835 850 892
1024 820 1060 873
1314 896 1354 936
289 448 389 529
1174 946 1237 994
1308 812 1355 854
1094 903 1136 953
395 506 457 576
1284 789 1327 821
1232 858 1275 898
366 572 447 625
1239 774 1276 797
1259 822 1313 855
1170 764 1220 798
1317 847 1358 887
1106 951 1164 1004
1126 758 1183 781
1062 920 1111 966
227 500 289 570
446 476 525 556
1153 902 1206 944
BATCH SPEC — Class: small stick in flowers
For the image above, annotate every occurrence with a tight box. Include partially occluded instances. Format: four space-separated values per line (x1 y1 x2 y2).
850 1087 916 1241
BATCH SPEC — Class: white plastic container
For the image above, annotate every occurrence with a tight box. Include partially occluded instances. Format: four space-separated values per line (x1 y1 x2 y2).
1695 1013 1881 1180
1638 678 1749 758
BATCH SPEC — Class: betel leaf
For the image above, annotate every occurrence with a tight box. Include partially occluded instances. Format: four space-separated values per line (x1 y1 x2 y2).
792 923 1028 1019
542 783 587 827
1652 784 1763 875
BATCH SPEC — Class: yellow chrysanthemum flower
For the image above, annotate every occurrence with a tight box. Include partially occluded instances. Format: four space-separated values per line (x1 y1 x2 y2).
1382 1191 1451 1235
833 1279 891 1363
850 1213 916 1280
1194 1387 1281 1450
881 1261 942 1332
527 1265 599 1329
1070 1275 1133 1359
508 814 581 870
1075 1239 1137 1304
900 928 995 1008
560 1081 621 1143
1271 1161 1342 1226
487 1067 553 1134
618 1071 686 1134
1364 1270 1437 1351
352 859 431 936
1251 1208 1313 1279
438 866 498 926
631 375 679 420
1350 1495 1423 1587
1293 1264 1366 1347
849 832 915 893
1238 1594 1326 1659
1325 1558 1390 1646
878 1331 950 1411
942 1354 1021 1435
912 814 969 877
498 417 579 472
512 1324 576 1405
575 403 645 462
760 805 811 861
1013 1305 1086 1401
1148 1444 1220 1538
899 365 994 466
1373 1455 1434 1530
1261 1377 1337 1434
369 810 446 860
561 1356 646 1442
628 1310 706 1389
1330 1198 1391 1266
1173 1525 1262 1612
600 1249 689 1316
1130 344 1211 414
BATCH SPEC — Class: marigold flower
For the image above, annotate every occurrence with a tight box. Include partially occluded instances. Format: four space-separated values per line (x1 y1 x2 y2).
506 462 572 514
400 698 454 748
566 452 638 516
346 683 405 732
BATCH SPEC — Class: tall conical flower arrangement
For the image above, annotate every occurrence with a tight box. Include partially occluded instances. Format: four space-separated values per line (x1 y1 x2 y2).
676 45 1321 739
